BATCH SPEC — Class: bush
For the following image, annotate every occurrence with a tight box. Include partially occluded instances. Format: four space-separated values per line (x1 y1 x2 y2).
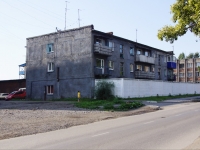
95 81 115 100
119 101 144 110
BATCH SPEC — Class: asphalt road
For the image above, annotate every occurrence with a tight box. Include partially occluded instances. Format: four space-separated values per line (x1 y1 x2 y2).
1 102 200 149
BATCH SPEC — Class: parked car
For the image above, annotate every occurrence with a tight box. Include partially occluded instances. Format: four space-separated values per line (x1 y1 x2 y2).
5 90 26 100
0 93 9 100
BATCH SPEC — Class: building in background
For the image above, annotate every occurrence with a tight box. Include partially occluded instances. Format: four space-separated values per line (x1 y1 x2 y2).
26 25 176 100
19 63 26 79
174 58 200 83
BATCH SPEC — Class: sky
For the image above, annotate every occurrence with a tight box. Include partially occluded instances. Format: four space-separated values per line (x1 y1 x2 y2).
0 0 198 80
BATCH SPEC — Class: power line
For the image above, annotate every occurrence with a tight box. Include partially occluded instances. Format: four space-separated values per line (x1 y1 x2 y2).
1 0 55 28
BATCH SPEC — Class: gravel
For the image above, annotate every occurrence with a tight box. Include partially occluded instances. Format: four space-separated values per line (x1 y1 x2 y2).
0 101 156 140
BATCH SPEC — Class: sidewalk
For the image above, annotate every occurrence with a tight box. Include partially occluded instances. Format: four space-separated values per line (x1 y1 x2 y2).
184 136 200 150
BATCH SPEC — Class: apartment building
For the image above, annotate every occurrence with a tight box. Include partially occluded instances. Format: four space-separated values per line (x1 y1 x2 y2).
174 58 200 83
26 25 176 100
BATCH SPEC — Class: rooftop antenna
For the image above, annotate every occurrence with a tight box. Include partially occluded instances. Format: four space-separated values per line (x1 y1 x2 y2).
136 29 137 42
65 1 69 30
78 9 81 28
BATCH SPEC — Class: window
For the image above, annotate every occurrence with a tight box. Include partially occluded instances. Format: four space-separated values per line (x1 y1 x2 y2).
136 65 142 71
130 64 133 72
196 62 200 67
187 72 192 77
152 66 155 72
137 49 141 55
187 63 192 68
46 43 53 53
164 56 167 63
196 72 200 77
120 44 123 58
48 62 54 72
164 69 167 76
144 66 150 72
47 85 54 95
179 64 184 68
96 58 104 68
109 41 114 51
130 47 134 55
145 51 149 57
179 73 184 77
120 62 124 76
108 61 114 70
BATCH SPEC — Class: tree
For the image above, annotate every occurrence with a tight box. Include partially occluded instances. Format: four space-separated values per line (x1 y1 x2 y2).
178 52 185 60
194 52 200 58
157 0 200 43
95 80 115 100
186 53 194 58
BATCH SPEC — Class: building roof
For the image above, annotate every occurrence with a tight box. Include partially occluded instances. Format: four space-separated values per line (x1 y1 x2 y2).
26 25 94 40
19 63 26 67
26 24 174 55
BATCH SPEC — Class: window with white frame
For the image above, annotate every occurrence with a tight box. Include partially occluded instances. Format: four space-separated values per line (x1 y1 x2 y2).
47 85 54 95
196 72 200 77
187 63 192 68
164 56 167 63
130 47 134 55
136 65 142 71
47 62 54 72
187 72 192 77
137 49 141 55
109 41 114 51
46 43 54 53
144 66 150 72
196 62 200 67
145 51 149 57
96 58 104 68
130 64 133 72
108 61 114 70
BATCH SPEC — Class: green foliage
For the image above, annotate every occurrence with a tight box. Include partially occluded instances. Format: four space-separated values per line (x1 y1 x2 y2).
157 0 200 43
178 52 185 60
198 66 200 72
186 53 194 59
95 80 115 100
194 52 200 58
119 102 144 111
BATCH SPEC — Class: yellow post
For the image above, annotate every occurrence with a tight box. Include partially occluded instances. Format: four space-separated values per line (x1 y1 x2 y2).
77 91 81 102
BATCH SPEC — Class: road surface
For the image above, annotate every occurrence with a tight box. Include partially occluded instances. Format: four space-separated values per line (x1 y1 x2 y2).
0 102 200 149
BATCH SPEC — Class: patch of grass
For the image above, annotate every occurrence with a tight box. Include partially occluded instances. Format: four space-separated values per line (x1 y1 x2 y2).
125 94 200 102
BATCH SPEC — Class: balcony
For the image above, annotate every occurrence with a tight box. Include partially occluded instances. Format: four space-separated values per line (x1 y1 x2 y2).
94 44 112 56
135 71 155 79
167 75 176 81
94 67 111 78
167 62 176 69
135 55 155 64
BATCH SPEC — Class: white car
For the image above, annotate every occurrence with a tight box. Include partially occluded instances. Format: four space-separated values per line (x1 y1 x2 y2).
0 93 9 100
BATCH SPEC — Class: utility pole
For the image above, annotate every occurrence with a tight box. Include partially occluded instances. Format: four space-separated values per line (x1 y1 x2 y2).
65 1 69 30
78 9 80 28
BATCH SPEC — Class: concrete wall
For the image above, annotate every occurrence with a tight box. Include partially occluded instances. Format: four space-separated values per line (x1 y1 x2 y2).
26 25 95 100
95 79 200 98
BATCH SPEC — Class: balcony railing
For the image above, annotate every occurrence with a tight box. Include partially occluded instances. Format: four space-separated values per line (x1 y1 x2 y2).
94 67 111 78
94 44 112 56
167 75 176 81
135 71 155 79
135 55 155 64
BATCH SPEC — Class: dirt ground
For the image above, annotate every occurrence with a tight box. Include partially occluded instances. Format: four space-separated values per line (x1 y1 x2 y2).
0 101 157 140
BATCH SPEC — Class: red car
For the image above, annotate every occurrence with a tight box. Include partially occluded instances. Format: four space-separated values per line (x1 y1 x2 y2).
5 90 26 100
